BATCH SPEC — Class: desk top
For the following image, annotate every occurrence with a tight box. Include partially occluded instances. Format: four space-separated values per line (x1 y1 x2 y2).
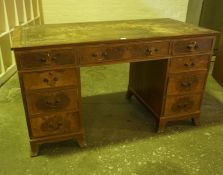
11 18 218 49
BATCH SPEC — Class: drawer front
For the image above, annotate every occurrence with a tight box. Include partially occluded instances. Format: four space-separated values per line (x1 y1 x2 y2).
164 94 202 116
173 37 214 55
22 68 78 90
26 89 79 115
167 71 207 95
79 41 170 65
170 55 210 73
79 44 127 65
30 112 80 137
15 47 76 70
128 41 170 59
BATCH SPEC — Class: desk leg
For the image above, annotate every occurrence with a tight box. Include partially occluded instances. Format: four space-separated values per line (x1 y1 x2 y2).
126 87 133 100
192 116 200 126
156 119 168 133
76 134 87 148
30 142 40 157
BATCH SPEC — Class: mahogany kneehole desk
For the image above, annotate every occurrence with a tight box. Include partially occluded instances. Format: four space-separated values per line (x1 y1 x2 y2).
11 18 218 156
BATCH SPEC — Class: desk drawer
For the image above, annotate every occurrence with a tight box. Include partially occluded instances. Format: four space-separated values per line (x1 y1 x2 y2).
22 68 78 90
30 112 80 138
26 88 79 115
167 71 207 95
128 41 170 58
164 94 202 116
15 47 76 70
79 44 127 65
79 41 170 65
170 55 210 73
173 37 214 55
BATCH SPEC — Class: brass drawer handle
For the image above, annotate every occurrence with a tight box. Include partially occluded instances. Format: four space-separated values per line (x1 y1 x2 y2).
178 76 197 89
41 57 47 62
43 77 58 86
92 52 106 61
184 62 195 67
177 103 189 109
101 51 108 57
43 72 58 86
51 56 57 62
48 122 63 130
145 47 159 56
92 53 97 57
40 57 51 64
45 99 61 107
187 41 198 51
180 81 192 88
40 53 57 64
40 53 51 64
43 78 48 83
41 116 63 132
172 97 194 112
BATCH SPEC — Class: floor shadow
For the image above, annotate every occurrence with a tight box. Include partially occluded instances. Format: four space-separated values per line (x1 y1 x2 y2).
40 91 156 156
200 91 223 124
82 92 156 146
40 90 223 157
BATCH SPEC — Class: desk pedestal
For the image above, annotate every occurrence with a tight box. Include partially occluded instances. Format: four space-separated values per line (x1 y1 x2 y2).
128 56 210 132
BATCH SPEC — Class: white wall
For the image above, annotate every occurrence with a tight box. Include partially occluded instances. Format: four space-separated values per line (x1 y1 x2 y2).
42 0 189 24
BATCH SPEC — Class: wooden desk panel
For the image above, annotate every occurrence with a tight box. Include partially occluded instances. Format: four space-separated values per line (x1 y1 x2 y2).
169 54 210 73
22 69 78 90
78 41 171 66
173 37 214 55
15 47 77 70
167 71 207 95
11 18 218 156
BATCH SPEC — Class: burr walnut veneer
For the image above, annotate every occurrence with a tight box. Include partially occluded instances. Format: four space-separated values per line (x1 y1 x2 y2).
11 18 218 156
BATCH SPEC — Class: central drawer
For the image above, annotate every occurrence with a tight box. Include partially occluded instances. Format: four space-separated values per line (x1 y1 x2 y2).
26 88 79 115
78 41 170 65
